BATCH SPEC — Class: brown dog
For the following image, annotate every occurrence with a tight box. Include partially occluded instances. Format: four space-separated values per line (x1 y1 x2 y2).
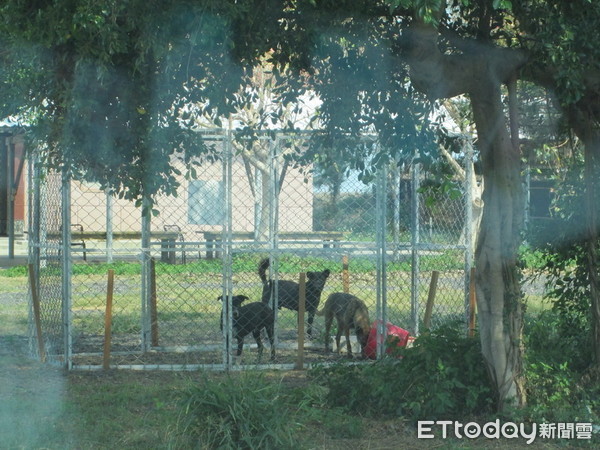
317 292 371 357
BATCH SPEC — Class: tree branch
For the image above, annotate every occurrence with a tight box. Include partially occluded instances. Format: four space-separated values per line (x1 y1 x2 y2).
398 23 528 101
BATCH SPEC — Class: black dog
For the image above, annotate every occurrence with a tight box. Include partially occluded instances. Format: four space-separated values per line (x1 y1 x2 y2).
218 295 275 360
258 258 331 338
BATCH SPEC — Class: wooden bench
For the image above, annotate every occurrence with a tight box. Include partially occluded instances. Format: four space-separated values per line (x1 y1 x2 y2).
47 230 182 263
201 231 345 259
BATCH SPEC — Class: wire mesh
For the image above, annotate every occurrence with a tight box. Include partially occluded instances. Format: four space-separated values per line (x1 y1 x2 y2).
29 167 64 364
29 130 473 370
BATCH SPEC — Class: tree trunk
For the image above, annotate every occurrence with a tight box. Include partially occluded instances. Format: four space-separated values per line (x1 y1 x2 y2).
257 166 272 241
471 81 526 411
439 139 484 254
401 22 528 410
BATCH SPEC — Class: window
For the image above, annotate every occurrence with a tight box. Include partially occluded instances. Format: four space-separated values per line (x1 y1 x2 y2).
188 179 224 225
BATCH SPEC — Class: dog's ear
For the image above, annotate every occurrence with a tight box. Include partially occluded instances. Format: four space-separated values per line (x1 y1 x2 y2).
232 295 249 308
323 269 331 276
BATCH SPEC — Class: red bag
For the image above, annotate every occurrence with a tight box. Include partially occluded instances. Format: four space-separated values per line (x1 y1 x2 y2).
364 320 410 359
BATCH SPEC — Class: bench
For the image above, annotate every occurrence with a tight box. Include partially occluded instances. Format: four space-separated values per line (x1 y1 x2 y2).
201 231 345 259
47 230 182 263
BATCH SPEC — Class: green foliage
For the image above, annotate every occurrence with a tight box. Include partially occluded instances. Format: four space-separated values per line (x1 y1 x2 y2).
525 162 596 366
525 309 591 375
0 265 28 277
310 322 494 421
176 374 297 449
0 1 255 205
522 310 599 424
519 245 547 271
514 0 600 107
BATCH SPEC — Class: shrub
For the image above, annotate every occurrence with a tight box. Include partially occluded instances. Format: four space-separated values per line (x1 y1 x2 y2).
310 321 494 421
0 265 28 277
525 309 591 373
523 310 599 424
175 374 299 449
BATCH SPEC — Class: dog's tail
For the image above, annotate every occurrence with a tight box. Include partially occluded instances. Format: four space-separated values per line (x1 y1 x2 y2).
258 258 270 285
316 293 335 316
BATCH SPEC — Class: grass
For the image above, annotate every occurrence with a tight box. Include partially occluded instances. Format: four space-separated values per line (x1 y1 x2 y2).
0 253 549 349
0 262 582 449
0 341 576 449
0 274 28 335
0 362 400 449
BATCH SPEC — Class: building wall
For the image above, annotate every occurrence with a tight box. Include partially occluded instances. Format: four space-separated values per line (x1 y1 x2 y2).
0 132 27 236
70 158 314 237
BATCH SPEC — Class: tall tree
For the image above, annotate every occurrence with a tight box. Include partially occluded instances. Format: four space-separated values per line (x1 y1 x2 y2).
280 0 528 409
225 54 317 240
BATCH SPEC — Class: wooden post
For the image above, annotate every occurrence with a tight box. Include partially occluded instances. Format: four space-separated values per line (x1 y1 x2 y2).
295 273 306 370
423 270 439 331
469 267 477 337
150 258 159 347
28 264 46 363
342 255 350 293
103 269 115 370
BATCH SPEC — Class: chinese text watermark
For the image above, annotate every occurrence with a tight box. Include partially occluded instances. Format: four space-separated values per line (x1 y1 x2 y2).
417 420 594 444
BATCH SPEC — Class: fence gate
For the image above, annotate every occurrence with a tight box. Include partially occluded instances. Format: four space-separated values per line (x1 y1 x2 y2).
28 130 473 370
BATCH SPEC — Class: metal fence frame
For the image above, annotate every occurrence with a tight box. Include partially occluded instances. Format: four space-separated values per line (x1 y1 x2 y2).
27 129 474 370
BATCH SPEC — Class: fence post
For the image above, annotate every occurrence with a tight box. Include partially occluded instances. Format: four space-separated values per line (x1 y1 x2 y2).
410 159 421 336
423 271 439 331
61 167 73 369
150 258 159 347
223 129 234 369
342 255 350 293
469 267 477 337
106 189 114 263
28 263 46 363
375 162 388 359
295 273 306 370
269 136 281 351
464 137 475 331
141 196 152 353
103 269 115 370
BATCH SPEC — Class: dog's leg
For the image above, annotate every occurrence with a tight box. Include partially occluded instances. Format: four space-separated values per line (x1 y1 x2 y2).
345 326 353 358
266 323 276 360
335 322 343 354
306 310 315 339
324 313 333 353
253 329 264 360
236 337 244 356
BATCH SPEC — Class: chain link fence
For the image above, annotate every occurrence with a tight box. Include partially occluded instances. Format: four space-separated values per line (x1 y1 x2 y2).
28 130 473 370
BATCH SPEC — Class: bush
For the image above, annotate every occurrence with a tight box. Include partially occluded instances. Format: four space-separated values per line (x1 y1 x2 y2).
0 265 28 277
525 309 591 373
175 374 299 449
310 322 494 421
523 310 599 424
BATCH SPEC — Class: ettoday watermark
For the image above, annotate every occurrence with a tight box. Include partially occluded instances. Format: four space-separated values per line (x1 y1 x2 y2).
417 420 594 444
